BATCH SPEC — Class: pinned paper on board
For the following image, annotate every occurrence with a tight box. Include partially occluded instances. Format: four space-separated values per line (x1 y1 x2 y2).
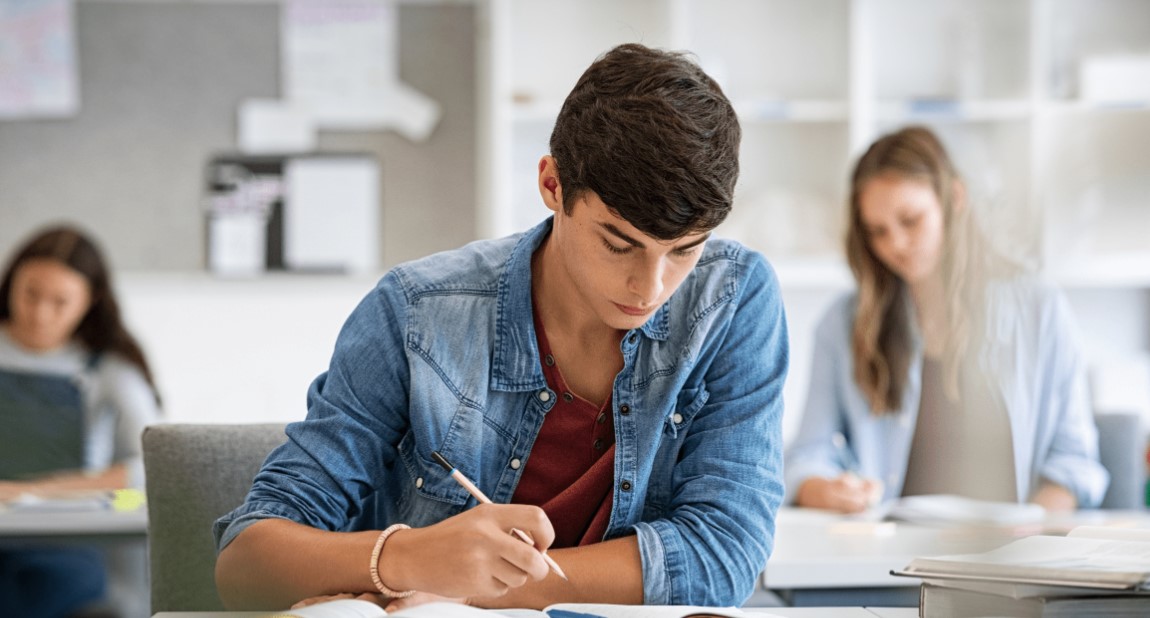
281 0 441 142
0 0 79 119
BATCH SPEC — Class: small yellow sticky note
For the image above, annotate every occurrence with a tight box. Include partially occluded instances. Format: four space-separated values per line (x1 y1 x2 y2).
111 488 146 512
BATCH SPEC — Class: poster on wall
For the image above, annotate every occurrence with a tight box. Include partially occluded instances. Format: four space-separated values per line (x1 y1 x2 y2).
281 0 440 141
0 0 79 119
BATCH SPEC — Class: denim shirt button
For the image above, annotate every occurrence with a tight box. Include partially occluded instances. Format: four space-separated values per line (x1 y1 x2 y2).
628 333 638 345
415 477 424 489
538 390 551 402
621 480 633 491
672 413 683 424
620 404 630 415
510 458 521 470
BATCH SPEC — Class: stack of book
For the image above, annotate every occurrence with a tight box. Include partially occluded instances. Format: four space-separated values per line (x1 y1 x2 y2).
894 525 1150 617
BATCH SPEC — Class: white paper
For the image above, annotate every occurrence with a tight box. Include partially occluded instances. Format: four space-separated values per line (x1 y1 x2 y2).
284 157 379 274
282 0 441 141
0 0 79 118
238 98 317 154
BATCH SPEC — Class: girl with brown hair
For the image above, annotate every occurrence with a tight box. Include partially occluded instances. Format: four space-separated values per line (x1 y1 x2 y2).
785 126 1107 514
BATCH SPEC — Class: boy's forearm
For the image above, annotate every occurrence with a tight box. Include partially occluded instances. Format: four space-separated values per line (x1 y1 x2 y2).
215 518 379 610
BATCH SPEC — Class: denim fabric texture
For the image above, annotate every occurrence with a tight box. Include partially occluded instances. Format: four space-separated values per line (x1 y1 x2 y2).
785 277 1108 508
213 217 789 606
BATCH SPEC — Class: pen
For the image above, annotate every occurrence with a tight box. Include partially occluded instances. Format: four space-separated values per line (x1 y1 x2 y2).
831 432 884 508
430 451 569 581
831 431 860 473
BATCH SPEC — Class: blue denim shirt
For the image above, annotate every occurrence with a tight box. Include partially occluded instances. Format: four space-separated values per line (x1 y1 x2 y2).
214 218 788 606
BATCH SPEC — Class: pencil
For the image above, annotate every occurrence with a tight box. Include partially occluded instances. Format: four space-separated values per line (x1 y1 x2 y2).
430 450 569 581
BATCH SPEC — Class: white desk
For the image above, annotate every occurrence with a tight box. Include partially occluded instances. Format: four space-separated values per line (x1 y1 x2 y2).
762 506 1150 606
0 505 147 543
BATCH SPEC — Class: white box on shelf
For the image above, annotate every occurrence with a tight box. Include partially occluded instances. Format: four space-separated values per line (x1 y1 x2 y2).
207 212 267 277
283 156 380 274
1080 55 1150 103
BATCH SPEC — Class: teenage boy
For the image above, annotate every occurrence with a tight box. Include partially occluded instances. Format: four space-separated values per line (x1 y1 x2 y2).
214 43 788 611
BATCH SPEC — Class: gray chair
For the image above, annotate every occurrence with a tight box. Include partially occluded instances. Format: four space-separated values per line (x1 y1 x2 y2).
1095 412 1148 510
142 423 287 613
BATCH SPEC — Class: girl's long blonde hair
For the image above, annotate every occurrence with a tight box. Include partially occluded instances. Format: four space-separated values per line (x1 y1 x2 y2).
846 126 994 413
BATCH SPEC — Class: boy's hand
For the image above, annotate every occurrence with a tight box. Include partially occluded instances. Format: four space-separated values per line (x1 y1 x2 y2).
379 503 555 599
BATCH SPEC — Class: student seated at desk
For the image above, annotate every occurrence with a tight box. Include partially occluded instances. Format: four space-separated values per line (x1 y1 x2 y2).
213 43 788 613
0 225 162 618
785 126 1108 515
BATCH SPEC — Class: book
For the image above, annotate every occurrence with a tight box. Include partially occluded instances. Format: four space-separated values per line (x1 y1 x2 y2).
277 600 762 618
893 525 1150 593
917 582 1150 617
895 525 1150 616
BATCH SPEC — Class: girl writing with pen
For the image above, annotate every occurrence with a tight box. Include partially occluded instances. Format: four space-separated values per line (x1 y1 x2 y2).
785 126 1107 514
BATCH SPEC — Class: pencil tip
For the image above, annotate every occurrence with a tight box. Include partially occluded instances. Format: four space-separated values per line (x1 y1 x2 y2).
430 450 454 472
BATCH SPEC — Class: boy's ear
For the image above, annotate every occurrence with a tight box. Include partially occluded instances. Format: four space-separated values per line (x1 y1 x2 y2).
538 156 563 213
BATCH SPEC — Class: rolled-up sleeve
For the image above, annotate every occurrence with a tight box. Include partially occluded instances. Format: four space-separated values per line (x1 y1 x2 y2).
637 255 788 606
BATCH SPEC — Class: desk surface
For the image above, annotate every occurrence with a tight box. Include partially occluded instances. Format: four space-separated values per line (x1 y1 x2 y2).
0 505 147 542
764 506 1150 591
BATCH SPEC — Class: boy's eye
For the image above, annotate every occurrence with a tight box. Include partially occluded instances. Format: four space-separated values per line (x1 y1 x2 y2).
672 245 700 258
602 239 631 255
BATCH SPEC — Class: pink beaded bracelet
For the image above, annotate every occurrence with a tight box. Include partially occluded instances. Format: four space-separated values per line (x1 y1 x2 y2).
369 523 415 598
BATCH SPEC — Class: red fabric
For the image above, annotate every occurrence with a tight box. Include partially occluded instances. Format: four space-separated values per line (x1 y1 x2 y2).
511 311 616 548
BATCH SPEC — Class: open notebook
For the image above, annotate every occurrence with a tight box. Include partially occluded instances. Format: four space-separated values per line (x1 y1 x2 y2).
277 600 768 618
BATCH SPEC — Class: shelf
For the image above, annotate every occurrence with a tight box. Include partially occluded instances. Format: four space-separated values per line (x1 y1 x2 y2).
876 99 1032 123
1039 100 1150 115
766 256 853 290
733 98 849 123
1050 253 1150 288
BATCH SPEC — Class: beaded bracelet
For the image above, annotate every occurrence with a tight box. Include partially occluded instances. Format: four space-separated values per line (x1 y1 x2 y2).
369 523 415 598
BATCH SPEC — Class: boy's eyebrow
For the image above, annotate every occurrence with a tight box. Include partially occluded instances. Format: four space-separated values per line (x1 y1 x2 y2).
601 223 710 251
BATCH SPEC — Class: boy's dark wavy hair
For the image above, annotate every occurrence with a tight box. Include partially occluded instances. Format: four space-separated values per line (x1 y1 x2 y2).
549 43 741 239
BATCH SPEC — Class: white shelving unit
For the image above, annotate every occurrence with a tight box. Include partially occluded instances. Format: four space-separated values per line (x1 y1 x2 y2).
476 0 1150 440
478 0 1150 288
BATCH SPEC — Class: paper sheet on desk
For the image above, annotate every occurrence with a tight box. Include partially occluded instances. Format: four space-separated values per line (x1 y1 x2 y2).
883 494 1045 526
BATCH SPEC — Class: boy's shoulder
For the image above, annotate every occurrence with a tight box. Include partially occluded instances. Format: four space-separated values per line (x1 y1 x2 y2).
389 232 525 293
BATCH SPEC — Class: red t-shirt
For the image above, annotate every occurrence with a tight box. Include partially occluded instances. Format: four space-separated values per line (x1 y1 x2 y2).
511 311 616 547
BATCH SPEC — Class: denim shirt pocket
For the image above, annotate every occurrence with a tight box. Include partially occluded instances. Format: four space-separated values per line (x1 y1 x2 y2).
395 432 472 523
642 385 710 522
663 385 709 439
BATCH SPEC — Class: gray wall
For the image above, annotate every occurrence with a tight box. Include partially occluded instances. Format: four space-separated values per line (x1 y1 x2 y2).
0 1 476 271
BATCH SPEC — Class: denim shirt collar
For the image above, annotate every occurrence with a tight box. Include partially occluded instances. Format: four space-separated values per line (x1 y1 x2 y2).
490 217 670 393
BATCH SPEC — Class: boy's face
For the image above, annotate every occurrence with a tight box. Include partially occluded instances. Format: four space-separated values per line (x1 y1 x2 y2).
539 157 709 331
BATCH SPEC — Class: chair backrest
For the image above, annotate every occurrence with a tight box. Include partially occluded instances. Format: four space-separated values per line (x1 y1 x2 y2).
142 422 287 612
1095 412 1148 510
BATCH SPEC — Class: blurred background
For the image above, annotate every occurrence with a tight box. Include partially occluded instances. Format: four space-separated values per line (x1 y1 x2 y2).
1 0 1148 445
